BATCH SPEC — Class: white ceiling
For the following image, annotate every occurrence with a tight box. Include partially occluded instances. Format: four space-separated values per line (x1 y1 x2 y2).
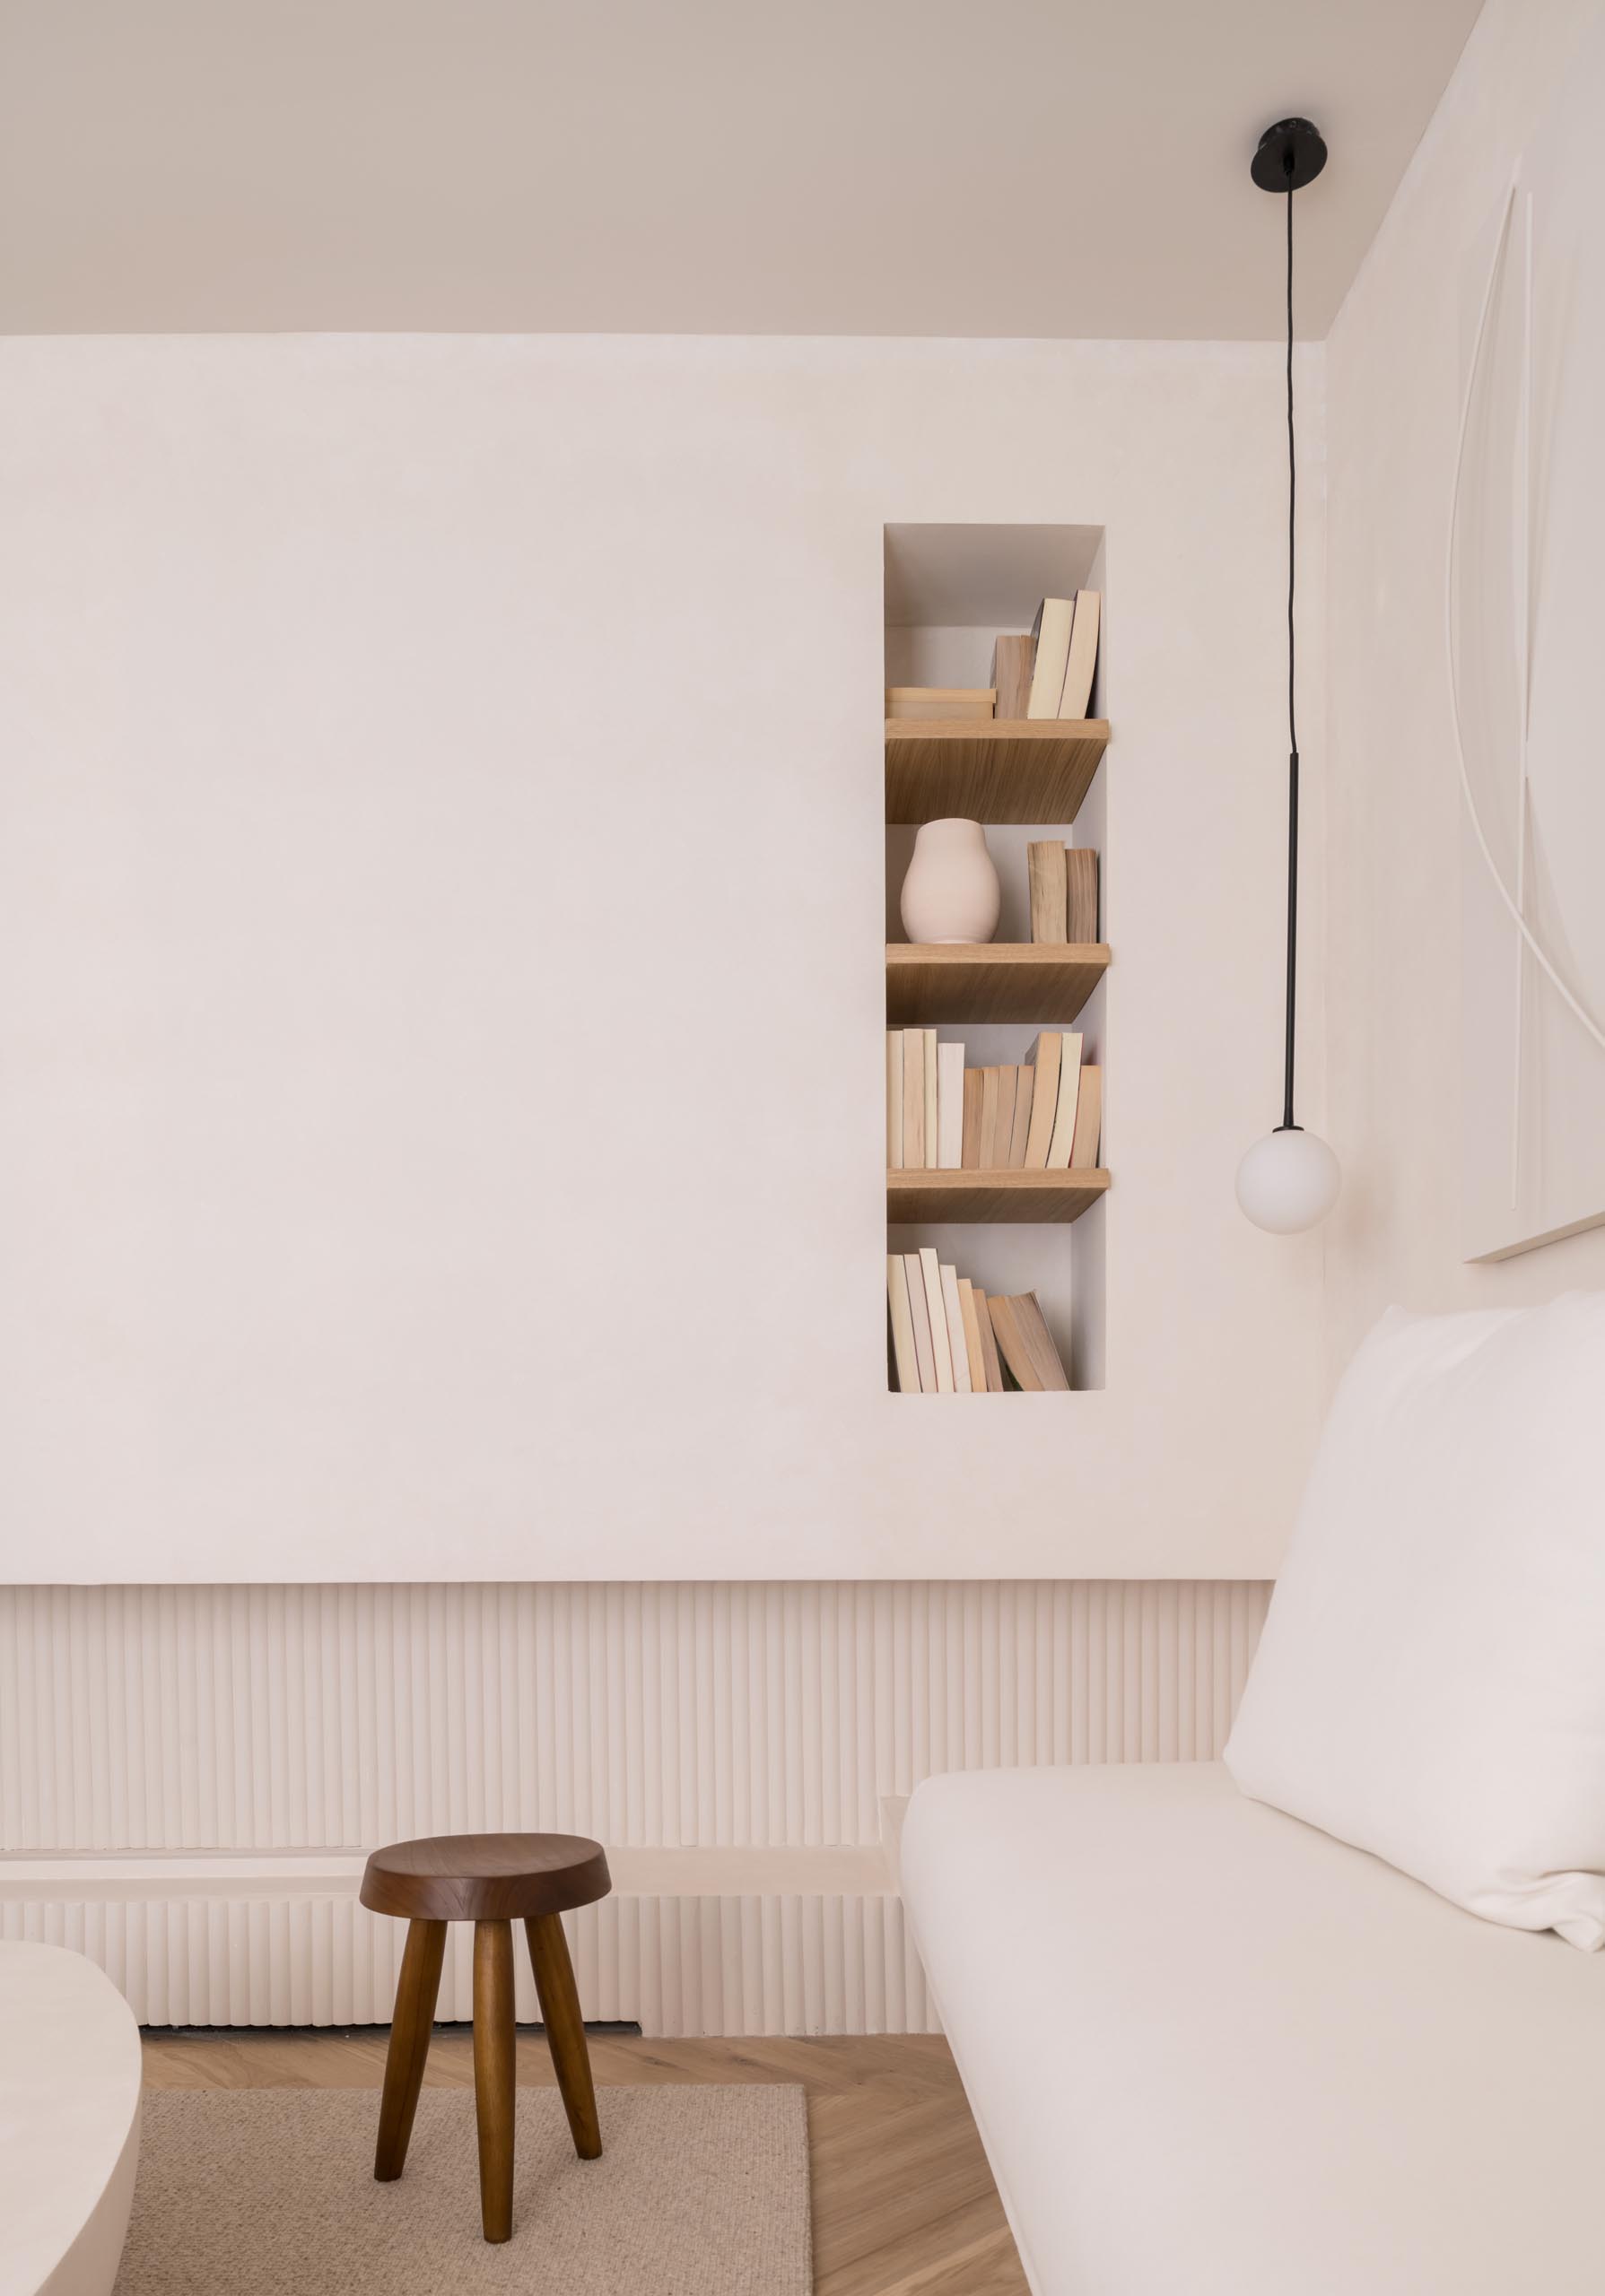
0 0 1484 339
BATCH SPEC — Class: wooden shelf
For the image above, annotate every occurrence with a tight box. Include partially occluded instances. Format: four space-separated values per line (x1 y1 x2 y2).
887 1168 1110 1225
885 718 1110 824
886 942 1109 1024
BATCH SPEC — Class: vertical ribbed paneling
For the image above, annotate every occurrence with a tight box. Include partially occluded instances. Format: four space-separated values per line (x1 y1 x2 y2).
0 1581 1269 2031
0 1581 1268 1854
0 1892 935 2038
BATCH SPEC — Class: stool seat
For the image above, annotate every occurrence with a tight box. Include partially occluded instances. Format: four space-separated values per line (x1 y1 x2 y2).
360 1831 610 1922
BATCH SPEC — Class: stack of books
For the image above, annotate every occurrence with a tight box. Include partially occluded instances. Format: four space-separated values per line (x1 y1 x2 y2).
887 1252 1069 1392
887 1029 1102 1171
1027 841 1100 944
990 591 1101 720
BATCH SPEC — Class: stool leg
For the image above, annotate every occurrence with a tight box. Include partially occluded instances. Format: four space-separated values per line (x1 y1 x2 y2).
473 1918 517 2242
374 1918 446 2181
525 1913 602 2160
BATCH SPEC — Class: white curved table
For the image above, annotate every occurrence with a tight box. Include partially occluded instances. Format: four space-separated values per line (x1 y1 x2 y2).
0 1944 142 2296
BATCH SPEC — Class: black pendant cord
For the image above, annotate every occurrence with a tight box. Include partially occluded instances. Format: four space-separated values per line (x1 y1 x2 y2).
1280 172 1300 1135
1250 116 1324 1141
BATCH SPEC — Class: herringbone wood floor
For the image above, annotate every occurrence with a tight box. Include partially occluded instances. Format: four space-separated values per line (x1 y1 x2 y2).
141 2029 1030 2295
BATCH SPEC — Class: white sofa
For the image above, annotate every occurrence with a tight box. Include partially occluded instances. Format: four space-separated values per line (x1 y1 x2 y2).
0 1944 143 2296
902 1761 1605 2296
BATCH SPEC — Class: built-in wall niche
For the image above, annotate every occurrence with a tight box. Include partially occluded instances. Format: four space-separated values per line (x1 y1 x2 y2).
884 525 1109 1395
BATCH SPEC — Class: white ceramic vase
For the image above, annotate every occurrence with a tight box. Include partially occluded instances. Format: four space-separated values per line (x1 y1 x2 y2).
899 818 1001 944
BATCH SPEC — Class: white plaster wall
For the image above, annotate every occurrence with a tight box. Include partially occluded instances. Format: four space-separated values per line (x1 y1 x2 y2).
0 335 1324 1582
1323 0 1605 1375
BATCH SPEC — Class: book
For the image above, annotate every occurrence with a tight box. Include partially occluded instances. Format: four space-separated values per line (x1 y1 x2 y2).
903 1252 936 1392
1045 1031 1085 1169
936 1042 964 1170
886 687 997 722
893 1248 1075 1398
979 1066 1003 1168
886 1256 920 1391
1066 847 1099 942
1026 598 1076 718
922 1030 938 1167
991 1065 1015 1162
1022 1031 1063 1169
1069 1064 1103 1169
886 1031 904 1170
939 1264 972 1393
956 1278 989 1393
1058 589 1101 719
1027 840 1069 945
1007 1065 1034 1167
918 1248 955 1392
988 1292 1070 1391
902 1026 925 1170
989 634 1035 719
973 1293 1006 1392
961 1071 982 1170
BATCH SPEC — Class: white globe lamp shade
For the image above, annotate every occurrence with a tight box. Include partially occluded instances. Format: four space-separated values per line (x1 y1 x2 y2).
1235 1127 1340 1233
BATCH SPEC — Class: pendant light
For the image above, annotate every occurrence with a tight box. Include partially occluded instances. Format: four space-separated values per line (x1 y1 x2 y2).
1235 117 1341 1235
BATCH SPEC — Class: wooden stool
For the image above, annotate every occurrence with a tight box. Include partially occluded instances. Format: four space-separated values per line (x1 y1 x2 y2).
360 1831 611 2243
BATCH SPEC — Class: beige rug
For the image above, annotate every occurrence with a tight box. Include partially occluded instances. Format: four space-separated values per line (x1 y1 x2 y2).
116 2084 811 2293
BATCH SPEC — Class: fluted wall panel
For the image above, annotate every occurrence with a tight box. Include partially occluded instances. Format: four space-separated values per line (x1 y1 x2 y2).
0 1581 1269 2031
0 1893 934 2037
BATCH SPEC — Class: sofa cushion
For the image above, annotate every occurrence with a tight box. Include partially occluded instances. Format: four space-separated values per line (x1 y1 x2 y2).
900 1762 1605 2296
1226 1292 1605 1947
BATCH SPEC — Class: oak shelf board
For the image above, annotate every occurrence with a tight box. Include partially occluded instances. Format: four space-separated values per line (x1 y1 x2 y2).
886 942 1110 1024
885 718 1111 825
886 1168 1110 1225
